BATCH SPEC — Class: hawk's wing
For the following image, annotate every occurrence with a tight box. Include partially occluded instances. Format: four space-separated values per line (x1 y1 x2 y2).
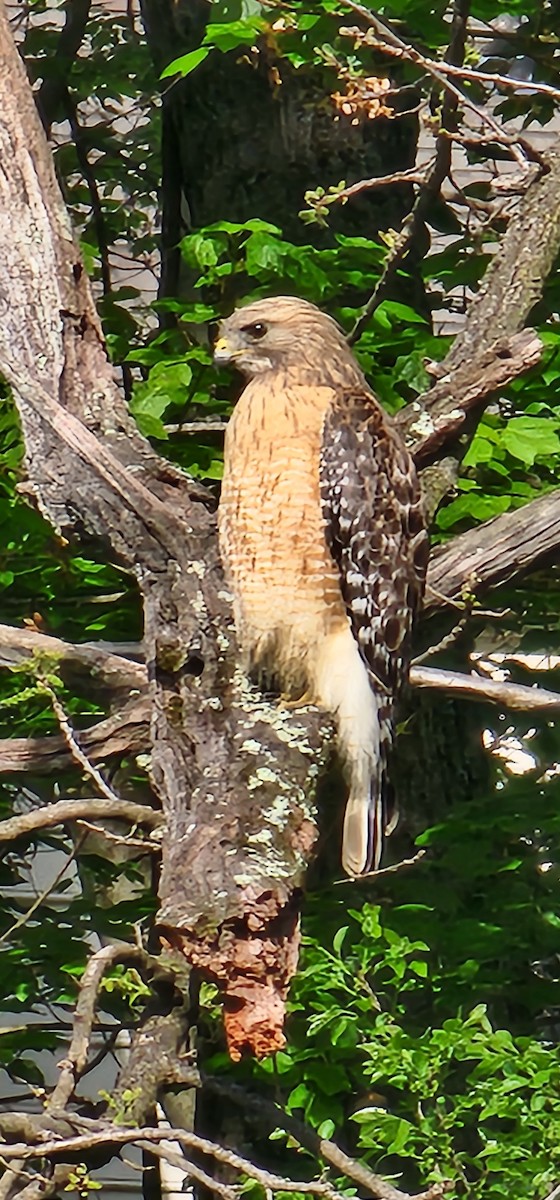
320 389 428 871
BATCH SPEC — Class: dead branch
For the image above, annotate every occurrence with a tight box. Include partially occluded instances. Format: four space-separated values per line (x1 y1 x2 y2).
0 834 85 949
0 695 150 773
409 665 560 711
397 329 543 462
0 797 161 844
141 1142 238 1200
347 0 469 346
418 58 560 106
197 1074 450 1200
47 944 162 1111
337 5 529 167
443 141 560 370
38 676 135 813
35 0 91 134
425 488 560 610
0 1120 444 1200
0 622 145 693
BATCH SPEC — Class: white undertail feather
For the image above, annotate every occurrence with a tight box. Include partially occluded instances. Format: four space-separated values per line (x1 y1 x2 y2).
313 624 383 877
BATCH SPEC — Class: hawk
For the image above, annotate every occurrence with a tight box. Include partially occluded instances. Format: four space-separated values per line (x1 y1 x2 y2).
215 296 428 876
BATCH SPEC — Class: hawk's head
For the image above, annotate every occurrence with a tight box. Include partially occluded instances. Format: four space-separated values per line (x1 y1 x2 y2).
213 296 359 380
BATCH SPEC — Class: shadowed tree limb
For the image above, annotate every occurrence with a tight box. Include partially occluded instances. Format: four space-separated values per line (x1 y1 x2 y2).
0 797 162 844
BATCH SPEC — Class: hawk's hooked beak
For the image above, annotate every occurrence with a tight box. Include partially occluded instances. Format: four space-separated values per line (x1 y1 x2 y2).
213 336 241 364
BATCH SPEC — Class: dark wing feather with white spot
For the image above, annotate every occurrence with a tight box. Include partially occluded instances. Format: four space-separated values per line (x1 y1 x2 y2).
320 390 428 874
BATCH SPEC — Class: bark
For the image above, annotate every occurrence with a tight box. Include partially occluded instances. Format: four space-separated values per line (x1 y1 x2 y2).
444 145 560 372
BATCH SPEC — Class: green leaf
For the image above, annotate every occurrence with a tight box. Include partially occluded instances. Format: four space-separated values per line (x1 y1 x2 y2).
160 47 210 79
203 17 266 51
501 416 560 465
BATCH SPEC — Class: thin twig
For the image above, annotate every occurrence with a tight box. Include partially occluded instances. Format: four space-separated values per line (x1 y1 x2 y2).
347 0 470 344
164 420 228 435
334 849 426 884
427 59 560 105
75 817 159 850
62 89 112 297
412 616 469 664
337 166 429 200
0 833 85 948
39 677 126 806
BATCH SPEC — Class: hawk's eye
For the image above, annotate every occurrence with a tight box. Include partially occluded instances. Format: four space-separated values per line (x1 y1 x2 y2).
241 321 267 340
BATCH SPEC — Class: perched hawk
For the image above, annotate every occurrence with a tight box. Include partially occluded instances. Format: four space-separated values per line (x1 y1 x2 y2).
215 296 428 876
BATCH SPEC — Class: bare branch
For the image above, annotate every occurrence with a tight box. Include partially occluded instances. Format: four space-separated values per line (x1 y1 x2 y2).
35 0 91 135
0 1121 447 1200
426 488 560 610
398 329 543 462
410 665 560 711
0 623 145 692
347 0 470 345
39 676 129 807
0 696 150 773
0 832 85 947
47 944 164 1111
334 849 426 884
197 1077 450 1200
419 58 560 106
0 796 161 844
140 1142 238 1200
443 140 560 370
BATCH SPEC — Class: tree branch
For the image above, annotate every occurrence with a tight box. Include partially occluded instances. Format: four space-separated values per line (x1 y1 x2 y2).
336 1 529 168
397 329 543 464
410 665 560 711
0 623 145 693
0 695 150 773
425 488 560 610
0 797 161 844
0 1120 448 1200
443 140 560 370
35 0 91 135
47 944 164 1111
347 0 470 345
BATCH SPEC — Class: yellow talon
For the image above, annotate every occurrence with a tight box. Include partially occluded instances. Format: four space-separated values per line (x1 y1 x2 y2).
278 688 316 709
